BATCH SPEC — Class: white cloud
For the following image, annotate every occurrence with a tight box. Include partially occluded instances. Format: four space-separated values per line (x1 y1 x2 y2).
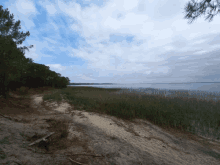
43 37 58 45
191 39 207 45
38 0 58 16
4 0 220 86
21 38 59 61
23 43 39 60
16 0 37 16
46 64 66 71
45 4 57 15
193 50 208 55
78 74 96 80
4 0 37 31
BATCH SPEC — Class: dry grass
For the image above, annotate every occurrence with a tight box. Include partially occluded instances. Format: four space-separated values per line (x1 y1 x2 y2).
23 117 71 154
43 86 220 142
0 86 112 165
2 85 220 164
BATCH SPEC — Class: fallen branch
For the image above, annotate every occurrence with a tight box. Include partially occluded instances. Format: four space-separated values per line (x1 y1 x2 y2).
65 153 103 157
29 132 55 146
13 161 22 165
68 157 86 165
0 113 13 120
42 152 103 158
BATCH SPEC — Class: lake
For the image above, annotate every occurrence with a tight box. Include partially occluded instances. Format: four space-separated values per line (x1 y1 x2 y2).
67 82 220 102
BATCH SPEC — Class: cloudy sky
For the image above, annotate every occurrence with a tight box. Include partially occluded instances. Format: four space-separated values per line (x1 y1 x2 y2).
1 0 220 84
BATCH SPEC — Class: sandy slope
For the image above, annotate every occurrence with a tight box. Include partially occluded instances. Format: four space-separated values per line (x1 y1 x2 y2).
34 93 220 165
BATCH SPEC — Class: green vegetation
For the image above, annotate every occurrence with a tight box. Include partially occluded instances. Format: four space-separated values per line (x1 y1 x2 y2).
42 89 63 103
0 147 6 160
183 0 219 25
69 83 115 85
43 86 220 141
0 136 10 145
0 5 70 99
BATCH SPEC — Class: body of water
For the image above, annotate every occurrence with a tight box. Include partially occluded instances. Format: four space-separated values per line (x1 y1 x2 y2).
67 82 220 102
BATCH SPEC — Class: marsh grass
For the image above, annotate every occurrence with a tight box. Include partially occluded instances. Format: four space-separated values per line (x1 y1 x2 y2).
42 86 220 141
42 90 63 103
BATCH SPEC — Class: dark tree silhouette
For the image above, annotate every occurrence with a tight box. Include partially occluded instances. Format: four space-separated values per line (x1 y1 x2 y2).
0 5 70 98
183 0 220 24
0 35 28 98
0 5 34 98
0 5 33 52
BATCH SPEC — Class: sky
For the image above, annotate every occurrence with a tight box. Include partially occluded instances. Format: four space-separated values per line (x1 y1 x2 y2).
1 0 220 84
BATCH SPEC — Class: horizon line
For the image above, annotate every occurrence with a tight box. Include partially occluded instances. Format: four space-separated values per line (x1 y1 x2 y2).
69 82 220 84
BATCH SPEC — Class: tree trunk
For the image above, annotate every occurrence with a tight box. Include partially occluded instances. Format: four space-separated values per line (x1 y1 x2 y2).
0 72 10 99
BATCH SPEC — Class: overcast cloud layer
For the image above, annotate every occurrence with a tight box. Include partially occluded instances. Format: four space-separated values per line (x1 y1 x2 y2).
1 0 220 84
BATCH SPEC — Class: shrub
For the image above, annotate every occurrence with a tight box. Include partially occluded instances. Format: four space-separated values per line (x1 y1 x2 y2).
17 86 29 95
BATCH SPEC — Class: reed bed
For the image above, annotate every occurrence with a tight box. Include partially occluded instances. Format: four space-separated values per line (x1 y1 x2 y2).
42 86 220 141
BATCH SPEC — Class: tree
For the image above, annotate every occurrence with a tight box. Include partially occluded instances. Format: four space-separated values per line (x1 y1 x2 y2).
183 0 220 24
7 57 34 91
0 5 33 52
0 5 71 96
65 77 70 85
0 35 24 98
0 5 33 99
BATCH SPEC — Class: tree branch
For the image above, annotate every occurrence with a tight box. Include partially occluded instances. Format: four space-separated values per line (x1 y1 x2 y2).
28 132 55 146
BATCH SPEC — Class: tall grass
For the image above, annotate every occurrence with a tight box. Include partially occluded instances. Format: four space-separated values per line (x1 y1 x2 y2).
42 86 220 141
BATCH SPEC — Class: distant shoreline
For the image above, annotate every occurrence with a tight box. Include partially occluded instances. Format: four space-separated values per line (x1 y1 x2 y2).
68 83 117 85
68 82 220 85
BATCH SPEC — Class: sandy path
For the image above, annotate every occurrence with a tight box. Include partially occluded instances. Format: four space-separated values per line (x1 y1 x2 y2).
34 94 220 165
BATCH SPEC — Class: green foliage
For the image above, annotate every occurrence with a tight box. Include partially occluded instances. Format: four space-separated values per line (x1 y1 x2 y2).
44 86 220 141
0 5 33 51
183 0 220 24
0 147 6 160
0 5 33 98
43 90 63 102
0 5 70 98
0 136 10 144
17 86 29 95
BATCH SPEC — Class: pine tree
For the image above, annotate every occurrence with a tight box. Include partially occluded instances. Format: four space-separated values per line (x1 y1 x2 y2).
183 0 220 24
0 5 33 99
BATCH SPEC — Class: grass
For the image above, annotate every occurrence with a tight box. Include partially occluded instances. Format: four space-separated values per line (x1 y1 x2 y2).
25 117 71 153
0 136 10 145
0 85 73 154
42 90 63 103
0 147 6 160
1 85 219 164
45 118 70 139
0 86 93 164
42 86 220 142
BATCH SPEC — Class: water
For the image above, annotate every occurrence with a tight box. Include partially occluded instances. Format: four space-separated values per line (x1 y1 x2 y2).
67 82 220 102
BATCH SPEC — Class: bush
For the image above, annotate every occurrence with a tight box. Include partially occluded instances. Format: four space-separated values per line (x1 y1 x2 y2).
17 86 29 95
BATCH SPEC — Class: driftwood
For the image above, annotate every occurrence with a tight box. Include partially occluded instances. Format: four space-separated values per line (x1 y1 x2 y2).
67 153 103 165
42 152 103 158
65 153 103 157
29 132 55 146
68 157 86 165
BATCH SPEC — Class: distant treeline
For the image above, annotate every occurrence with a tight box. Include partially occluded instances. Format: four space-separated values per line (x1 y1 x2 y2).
69 83 116 85
0 5 70 99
